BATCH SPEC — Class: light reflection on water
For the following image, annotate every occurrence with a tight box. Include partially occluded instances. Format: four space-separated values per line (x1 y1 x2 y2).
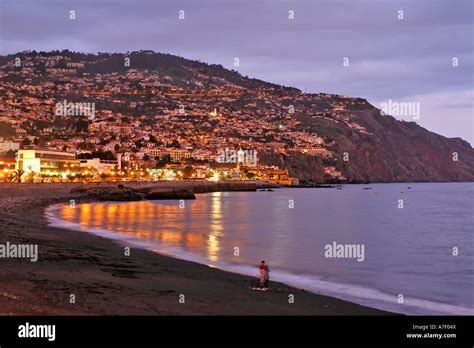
59 196 212 254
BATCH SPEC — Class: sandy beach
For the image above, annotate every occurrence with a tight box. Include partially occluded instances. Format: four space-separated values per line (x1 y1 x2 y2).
0 182 392 315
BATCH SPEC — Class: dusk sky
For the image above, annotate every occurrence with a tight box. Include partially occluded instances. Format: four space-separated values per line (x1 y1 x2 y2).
1 0 472 144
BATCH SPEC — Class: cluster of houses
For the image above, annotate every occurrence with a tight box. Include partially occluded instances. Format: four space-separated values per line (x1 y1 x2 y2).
0 52 362 184
0 144 299 185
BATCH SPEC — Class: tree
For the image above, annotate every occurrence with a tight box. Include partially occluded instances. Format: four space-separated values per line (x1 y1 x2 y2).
11 169 25 183
77 153 93 159
246 172 256 179
167 139 181 148
75 119 90 133
28 171 36 183
91 149 115 160
155 154 171 168
183 165 195 179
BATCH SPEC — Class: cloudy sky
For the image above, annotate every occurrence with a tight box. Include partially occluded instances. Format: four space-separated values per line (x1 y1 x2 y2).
1 0 472 144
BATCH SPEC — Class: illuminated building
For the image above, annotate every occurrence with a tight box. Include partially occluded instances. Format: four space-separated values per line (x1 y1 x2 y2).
147 148 191 162
16 146 79 174
79 158 118 174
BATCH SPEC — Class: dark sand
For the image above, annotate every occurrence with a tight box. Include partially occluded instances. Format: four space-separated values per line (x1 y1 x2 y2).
0 183 392 315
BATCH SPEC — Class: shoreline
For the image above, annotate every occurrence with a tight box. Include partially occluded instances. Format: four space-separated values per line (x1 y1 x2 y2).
0 182 393 315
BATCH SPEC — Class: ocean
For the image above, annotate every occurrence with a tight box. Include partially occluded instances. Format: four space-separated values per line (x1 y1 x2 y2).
46 182 474 315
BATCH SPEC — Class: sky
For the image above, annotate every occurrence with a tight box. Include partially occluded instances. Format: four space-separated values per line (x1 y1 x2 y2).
1 0 473 144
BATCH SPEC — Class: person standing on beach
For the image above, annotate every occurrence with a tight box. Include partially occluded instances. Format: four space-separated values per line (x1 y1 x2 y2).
264 263 270 289
259 261 266 288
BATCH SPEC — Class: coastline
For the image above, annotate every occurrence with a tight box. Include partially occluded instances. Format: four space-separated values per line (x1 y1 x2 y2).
0 182 393 315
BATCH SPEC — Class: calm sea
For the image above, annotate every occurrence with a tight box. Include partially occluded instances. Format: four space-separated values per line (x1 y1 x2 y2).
46 183 474 315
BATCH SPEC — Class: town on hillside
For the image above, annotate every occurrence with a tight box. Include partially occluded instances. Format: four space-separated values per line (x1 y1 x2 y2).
0 51 377 184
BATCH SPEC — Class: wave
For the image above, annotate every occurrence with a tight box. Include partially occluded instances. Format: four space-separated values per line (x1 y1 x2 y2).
45 203 474 316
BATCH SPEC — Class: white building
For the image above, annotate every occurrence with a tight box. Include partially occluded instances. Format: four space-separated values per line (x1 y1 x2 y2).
79 158 118 174
16 147 79 173
0 141 20 152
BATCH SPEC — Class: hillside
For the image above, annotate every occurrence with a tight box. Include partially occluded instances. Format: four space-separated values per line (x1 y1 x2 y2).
0 50 473 183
